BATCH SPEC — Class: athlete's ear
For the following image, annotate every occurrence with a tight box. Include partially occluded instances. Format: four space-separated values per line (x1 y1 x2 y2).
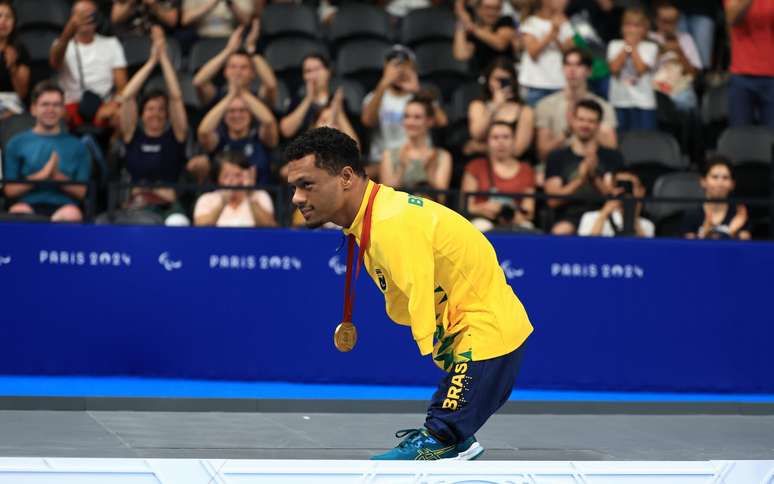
340 166 355 190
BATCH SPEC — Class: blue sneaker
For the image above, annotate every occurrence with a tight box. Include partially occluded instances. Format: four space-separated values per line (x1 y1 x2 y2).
455 435 485 460
370 429 484 461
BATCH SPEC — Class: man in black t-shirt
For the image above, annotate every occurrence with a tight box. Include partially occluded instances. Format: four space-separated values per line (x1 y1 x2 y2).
544 98 624 235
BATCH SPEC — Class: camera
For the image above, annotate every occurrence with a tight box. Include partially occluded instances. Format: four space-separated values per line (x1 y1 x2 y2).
497 205 515 222
616 179 634 195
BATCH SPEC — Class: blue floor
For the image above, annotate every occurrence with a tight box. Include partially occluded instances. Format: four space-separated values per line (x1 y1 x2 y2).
2 376 774 403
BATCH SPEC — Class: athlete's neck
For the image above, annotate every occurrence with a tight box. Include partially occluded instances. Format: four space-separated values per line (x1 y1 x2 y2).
341 177 369 229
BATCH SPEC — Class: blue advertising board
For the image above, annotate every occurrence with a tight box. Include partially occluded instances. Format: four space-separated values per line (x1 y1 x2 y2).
0 223 772 393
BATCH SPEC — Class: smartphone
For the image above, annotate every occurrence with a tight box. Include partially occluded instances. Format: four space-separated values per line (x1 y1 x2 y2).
499 78 512 89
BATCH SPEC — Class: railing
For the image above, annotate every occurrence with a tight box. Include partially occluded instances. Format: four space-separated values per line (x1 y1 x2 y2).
1 180 772 239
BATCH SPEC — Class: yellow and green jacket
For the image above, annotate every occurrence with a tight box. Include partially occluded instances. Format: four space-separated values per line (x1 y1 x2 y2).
343 181 533 371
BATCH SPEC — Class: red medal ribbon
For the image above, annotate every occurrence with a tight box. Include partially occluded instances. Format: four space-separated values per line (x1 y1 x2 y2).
342 183 381 323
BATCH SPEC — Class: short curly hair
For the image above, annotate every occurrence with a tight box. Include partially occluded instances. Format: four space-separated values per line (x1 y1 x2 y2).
284 127 365 177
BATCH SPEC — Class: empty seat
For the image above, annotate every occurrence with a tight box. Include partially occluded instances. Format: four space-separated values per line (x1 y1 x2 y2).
17 30 57 63
16 30 58 88
121 35 182 74
415 41 470 103
716 126 774 199
450 81 482 125
15 0 70 32
701 81 728 150
335 39 391 94
0 113 35 153
188 38 228 74
329 4 392 50
647 172 704 236
620 130 687 192
330 77 366 117
401 7 456 48
260 3 319 41
716 125 774 166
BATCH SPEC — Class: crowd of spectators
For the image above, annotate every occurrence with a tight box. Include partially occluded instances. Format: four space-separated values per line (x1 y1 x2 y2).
0 0 771 239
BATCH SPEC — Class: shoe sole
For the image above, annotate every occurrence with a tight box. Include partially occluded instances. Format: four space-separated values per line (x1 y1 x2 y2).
441 442 485 461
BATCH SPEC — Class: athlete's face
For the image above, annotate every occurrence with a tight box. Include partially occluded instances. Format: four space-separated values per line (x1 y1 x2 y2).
287 154 348 228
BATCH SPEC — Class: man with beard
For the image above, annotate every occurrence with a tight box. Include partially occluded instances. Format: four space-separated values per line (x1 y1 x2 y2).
544 98 624 235
284 127 532 460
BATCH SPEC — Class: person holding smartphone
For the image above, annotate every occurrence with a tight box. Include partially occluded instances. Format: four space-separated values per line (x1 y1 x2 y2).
577 171 654 237
466 57 534 159
49 0 128 130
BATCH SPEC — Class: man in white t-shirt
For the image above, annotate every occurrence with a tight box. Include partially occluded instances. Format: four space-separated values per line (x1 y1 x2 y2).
577 171 654 237
182 0 252 38
194 152 276 228
361 45 447 178
49 0 128 128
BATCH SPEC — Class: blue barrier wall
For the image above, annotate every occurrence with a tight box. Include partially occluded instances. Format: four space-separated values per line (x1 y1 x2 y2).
0 223 772 393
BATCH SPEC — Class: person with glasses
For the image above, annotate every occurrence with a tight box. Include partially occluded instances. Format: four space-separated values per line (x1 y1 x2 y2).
3 81 90 222
197 76 278 184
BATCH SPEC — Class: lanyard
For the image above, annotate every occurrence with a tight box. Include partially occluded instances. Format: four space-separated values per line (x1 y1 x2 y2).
342 183 381 322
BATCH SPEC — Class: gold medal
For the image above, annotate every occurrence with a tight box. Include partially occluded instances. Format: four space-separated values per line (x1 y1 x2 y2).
334 321 358 352
335 183 381 352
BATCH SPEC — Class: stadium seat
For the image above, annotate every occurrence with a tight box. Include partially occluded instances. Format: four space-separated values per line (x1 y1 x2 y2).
15 0 70 32
272 79 292 116
17 29 58 88
260 3 319 41
120 35 151 75
121 35 182 74
335 39 391 94
188 38 228 74
401 7 456 48
0 113 35 152
716 126 774 201
329 3 392 51
265 38 329 97
620 130 687 193
330 77 366 117
701 81 728 150
415 42 471 104
648 172 703 237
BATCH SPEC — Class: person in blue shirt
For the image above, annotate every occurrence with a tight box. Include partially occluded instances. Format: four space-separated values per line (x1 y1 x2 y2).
3 80 90 221
197 79 278 185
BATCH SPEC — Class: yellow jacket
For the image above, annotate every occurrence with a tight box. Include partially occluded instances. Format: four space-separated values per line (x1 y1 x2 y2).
343 181 533 371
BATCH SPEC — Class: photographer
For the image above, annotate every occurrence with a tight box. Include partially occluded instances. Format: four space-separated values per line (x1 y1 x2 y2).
465 57 534 159
193 151 275 227
544 99 624 235
462 121 536 233
362 45 447 178
577 171 654 237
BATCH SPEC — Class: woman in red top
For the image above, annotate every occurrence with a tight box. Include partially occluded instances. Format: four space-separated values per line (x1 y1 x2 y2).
461 121 536 232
